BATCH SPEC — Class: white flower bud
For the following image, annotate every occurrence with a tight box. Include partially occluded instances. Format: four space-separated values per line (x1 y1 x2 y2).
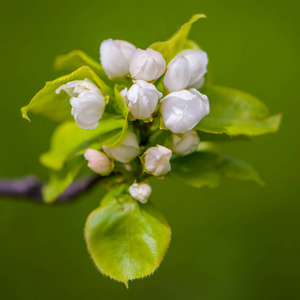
163 56 191 92
161 88 210 134
84 149 113 175
178 49 208 88
171 130 200 156
189 77 205 89
56 79 105 130
143 145 172 177
100 39 137 78
120 80 162 120
56 78 101 97
129 48 166 81
129 183 152 204
102 132 140 163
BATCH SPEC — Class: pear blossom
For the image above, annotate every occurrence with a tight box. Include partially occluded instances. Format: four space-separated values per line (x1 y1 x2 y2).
163 56 191 92
161 88 210 134
178 49 208 89
171 130 200 156
56 79 105 130
129 48 166 81
120 80 162 120
84 149 113 176
143 145 172 176
100 39 137 78
103 132 140 163
129 182 152 204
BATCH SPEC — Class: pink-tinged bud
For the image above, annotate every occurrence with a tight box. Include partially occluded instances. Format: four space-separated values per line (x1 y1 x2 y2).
129 182 152 204
84 149 113 176
142 145 172 177
129 48 166 82
100 39 137 78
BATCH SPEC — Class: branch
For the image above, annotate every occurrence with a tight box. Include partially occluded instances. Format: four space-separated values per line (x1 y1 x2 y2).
0 175 102 204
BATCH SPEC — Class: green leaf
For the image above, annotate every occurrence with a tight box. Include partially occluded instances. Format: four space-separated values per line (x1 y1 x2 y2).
198 132 250 142
171 152 222 188
105 85 129 119
40 114 126 170
98 87 129 147
98 123 128 148
150 14 206 63
42 159 83 203
171 150 264 188
21 66 113 122
219 156 265 186
85 189 171 286
196 85 282 136
53 50 108 81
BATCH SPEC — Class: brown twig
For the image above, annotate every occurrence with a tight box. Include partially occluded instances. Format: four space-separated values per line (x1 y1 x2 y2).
0 175 102 204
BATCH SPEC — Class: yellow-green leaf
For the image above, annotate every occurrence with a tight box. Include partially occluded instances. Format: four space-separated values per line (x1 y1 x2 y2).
40 114 126 170
42 159 83 203
53 50 108 81
85 188 171 286
150 14 206 63
21 66 113 122
196 85 282 136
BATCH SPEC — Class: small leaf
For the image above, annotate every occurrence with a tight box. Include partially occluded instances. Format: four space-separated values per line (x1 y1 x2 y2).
85 189 171 286
21 66 113 122
219 156 265 186
196 85 282 136
98 87 129 147
42 159 83 203
53 50 108 81
171 150 264 188
40 114 126 170
150 14 206 63
105 85 130 119
99 123 128 148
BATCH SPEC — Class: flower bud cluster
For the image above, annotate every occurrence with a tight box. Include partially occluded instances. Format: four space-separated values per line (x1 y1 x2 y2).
56 38 211 203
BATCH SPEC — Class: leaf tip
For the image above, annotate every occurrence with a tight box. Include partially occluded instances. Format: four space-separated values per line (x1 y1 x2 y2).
20 106 31 122
192 13 207 21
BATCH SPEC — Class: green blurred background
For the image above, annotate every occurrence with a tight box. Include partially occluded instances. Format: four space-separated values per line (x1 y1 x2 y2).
1 0 299 299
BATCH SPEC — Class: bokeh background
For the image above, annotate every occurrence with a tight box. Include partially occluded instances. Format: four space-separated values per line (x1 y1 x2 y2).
1 0 299 299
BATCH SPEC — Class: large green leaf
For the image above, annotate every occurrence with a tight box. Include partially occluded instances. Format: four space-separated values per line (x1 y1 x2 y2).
196 85 282 136
21 66 113 122
42 159 83 203
150 14 206 63
53 50 109 81
40 114 126 170
171 150 264 188
85 186 171 286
